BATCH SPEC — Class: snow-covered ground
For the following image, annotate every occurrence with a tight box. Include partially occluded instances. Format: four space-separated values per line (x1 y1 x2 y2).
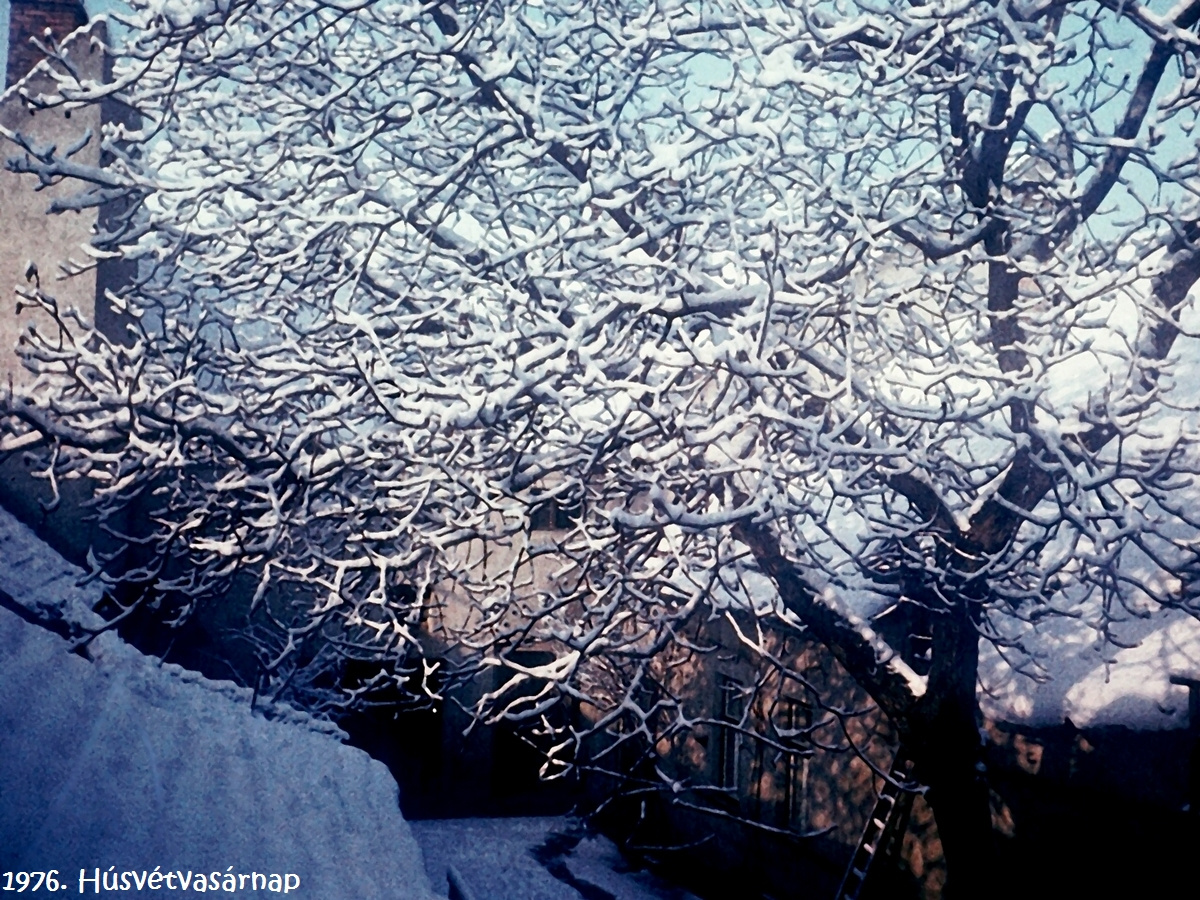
0 507 440 899
410 817 701 900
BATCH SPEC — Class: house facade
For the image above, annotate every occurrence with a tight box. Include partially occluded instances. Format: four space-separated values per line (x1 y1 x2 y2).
0 0 103 389
0 1 136 566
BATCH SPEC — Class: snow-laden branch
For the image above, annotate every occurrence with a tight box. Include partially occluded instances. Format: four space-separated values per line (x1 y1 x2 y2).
6 3 1200 885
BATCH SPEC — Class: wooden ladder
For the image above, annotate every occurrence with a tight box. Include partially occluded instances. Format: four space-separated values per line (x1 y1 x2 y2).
833 753 916 900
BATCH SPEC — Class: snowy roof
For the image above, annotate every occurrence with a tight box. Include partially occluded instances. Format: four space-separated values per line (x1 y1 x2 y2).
980 607 1200 732
0 505 441 899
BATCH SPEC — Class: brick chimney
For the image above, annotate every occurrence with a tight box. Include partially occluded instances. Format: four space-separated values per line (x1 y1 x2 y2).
6 0 88 88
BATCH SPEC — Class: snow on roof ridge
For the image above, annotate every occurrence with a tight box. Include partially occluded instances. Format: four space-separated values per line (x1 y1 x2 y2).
0 505 106 630
0 503 346 739
0 569 439 897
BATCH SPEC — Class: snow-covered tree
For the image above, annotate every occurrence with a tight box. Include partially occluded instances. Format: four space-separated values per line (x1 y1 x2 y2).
6 0 1200 893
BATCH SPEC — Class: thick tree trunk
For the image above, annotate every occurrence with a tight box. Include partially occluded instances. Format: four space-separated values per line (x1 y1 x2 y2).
738 519 1000 896
904 601 997 900
908 695 997 900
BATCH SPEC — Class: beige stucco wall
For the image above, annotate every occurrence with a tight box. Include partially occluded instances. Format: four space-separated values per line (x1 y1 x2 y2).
0 22 102 388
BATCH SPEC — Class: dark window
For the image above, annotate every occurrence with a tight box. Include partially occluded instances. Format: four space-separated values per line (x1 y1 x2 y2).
530 497 581 531
717 676 745 790
774 698 812 828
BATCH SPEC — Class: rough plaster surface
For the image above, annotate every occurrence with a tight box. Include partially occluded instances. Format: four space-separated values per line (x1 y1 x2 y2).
0 17 103 388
